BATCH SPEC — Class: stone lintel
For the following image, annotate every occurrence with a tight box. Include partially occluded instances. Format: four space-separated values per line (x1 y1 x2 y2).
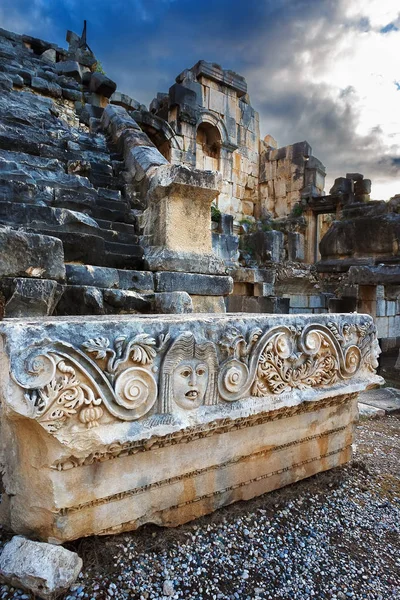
154 272 233 296
316 258 375 273
0 313 381 542
229 267 275 284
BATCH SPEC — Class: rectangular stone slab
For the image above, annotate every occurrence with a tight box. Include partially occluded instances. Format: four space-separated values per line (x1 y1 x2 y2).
0 313 381 542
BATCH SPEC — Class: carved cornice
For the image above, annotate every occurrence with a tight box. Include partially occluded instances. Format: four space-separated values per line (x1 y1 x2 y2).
57 425 350 516
51 392 356 471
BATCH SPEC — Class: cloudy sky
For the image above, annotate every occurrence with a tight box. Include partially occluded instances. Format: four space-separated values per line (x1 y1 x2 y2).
1 0 399 199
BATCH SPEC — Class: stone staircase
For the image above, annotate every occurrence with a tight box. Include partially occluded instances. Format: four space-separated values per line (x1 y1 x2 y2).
0 28 156 316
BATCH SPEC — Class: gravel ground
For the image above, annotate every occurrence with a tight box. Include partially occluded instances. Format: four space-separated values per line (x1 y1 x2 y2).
0 415 399 600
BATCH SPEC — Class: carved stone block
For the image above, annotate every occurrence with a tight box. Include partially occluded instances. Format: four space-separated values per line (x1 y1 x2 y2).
0 313 381 542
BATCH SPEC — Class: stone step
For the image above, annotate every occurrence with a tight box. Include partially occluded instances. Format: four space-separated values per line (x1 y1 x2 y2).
55 284 152 316
39 229 109 266
95 196 130 211
0 202 100 234
93 226 140 245
94 218 138 235
65 264 154 292
90 205 135 223
358 387 400 415
105 240 144 257
104 252 144 270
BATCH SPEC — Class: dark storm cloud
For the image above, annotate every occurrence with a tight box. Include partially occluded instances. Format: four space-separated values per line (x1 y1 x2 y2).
1 0 399 197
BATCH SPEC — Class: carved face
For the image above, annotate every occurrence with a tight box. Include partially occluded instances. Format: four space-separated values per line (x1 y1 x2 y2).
172 359 208 409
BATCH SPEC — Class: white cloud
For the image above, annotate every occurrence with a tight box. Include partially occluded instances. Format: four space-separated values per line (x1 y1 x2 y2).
343 0 400 29
246 0 400 199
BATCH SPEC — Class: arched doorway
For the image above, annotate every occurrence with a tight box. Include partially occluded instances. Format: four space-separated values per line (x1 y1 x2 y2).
196 123 221 171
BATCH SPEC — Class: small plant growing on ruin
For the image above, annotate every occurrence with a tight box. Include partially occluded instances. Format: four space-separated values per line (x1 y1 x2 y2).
93 60 106 75
291 203 303 218
211 205 221 222
261 223 272 232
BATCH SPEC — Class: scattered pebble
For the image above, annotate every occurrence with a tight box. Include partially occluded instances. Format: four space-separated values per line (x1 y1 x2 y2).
0 417 398 599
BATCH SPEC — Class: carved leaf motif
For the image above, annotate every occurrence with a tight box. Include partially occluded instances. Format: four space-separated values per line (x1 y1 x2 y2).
129 334 157 365
327 322 344 345
82 337 110 359
252 349 339 397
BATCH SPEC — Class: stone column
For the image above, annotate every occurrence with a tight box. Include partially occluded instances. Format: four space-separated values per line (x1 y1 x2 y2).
304 207 317 263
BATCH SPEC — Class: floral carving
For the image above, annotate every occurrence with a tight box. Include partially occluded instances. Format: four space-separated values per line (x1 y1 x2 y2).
11 318 379 431
25 357 102 432
82 333 169 376
251 349 338 396
15 332 169 429
114 367 157 418
218 322 369 400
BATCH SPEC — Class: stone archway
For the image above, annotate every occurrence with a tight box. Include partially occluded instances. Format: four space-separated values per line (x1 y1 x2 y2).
196 122 221 171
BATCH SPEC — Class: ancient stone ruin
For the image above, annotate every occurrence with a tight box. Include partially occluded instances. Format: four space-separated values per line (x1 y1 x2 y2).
0 25 388 543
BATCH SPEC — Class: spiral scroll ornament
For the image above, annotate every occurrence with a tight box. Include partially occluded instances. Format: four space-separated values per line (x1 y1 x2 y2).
114 367 157 418
344 346 361 374
218 359 250 401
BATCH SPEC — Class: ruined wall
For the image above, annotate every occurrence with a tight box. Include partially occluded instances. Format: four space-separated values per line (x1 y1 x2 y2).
148 61 260 222
259 140 326 218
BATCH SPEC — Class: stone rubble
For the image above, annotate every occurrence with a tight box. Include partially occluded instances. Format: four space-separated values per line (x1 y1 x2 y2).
0 536 82 600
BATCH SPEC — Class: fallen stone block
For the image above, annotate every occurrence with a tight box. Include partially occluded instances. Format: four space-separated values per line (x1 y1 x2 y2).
191 294 226 312
144 247 227 276
110 91 141 111
31 77 62 98
0 313 381 542
125 146 168 181
89 72 117 98
0 536 82 600
54 60 82 82
55 285 105 315
117 269 154 292
358 403 385 419
103 288 152 313
66 264 119 289
0 278 63 317
358 387 400 414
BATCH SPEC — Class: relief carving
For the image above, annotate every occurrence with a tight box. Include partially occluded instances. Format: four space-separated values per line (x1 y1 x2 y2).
26 357 103 433
15 333 168 430
160 332 219 411
218 321 374 401
11 318 378 432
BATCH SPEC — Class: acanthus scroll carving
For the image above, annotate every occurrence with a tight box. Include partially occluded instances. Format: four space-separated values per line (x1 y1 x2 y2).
16 332 169 430
10 318 378 432
218 321 374 400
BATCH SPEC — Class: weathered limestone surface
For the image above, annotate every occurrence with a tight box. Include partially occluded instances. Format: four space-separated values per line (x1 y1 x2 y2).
0 536 82 599
0 313 381 542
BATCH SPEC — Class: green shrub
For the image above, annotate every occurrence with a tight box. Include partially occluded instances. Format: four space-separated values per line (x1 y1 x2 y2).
93 61 106 75
211 205 221 222
291 203 303 218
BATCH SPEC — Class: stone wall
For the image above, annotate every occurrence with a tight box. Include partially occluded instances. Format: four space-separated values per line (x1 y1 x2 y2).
259 140 326 218
147 61 260 222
